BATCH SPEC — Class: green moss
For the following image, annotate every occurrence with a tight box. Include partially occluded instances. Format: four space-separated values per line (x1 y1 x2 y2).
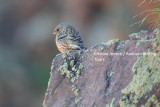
75 97 82 104
106 98 116 107
141 94 160 107
120 50 160 106
72 85 80 96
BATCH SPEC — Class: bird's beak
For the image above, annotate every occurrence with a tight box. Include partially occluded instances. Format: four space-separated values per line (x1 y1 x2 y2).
52 32 57 35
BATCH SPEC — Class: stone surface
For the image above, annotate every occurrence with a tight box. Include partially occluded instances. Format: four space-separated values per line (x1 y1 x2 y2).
43 29 160 107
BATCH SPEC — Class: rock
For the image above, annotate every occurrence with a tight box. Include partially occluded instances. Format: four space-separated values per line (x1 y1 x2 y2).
43 29 160 107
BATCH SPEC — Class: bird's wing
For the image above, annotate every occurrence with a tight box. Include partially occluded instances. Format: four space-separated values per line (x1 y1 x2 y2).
58 33 85 49
67 34 84 48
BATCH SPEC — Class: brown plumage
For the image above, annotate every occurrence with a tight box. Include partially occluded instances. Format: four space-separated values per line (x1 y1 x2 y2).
53 23 85 53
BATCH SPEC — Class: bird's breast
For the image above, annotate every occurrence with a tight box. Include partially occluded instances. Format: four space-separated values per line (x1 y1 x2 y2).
55 36 68 53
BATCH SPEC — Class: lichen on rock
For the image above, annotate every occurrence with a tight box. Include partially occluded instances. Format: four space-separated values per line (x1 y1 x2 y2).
106 98 116 107
44 29 160 107
72 85 80 96
151 32 160 52
75 97 82 104
119 30 160 106
78 63 84 70
120 51 160 106
58 51 84 82
70 60 75 67
58 63 73 78
56 50 85 100
141 94 160 107
101 39 120 46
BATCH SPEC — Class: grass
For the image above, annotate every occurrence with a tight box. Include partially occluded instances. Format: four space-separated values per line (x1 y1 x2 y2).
131 0 160 30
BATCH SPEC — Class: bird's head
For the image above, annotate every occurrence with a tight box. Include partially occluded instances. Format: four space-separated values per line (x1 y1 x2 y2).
52 23 78 36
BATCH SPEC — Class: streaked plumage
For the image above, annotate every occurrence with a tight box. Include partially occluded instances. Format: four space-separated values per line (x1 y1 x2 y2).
53 23 85 53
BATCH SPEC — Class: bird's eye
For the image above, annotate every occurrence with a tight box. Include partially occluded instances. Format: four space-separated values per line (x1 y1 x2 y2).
56 28 60 32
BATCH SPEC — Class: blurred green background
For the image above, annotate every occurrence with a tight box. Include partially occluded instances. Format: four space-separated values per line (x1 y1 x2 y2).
0 0 156 107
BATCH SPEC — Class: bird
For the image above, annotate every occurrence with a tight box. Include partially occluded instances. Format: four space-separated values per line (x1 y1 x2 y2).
52 23 86 53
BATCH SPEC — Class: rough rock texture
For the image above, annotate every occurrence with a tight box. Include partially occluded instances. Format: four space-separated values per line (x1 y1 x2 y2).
43 29 160 107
